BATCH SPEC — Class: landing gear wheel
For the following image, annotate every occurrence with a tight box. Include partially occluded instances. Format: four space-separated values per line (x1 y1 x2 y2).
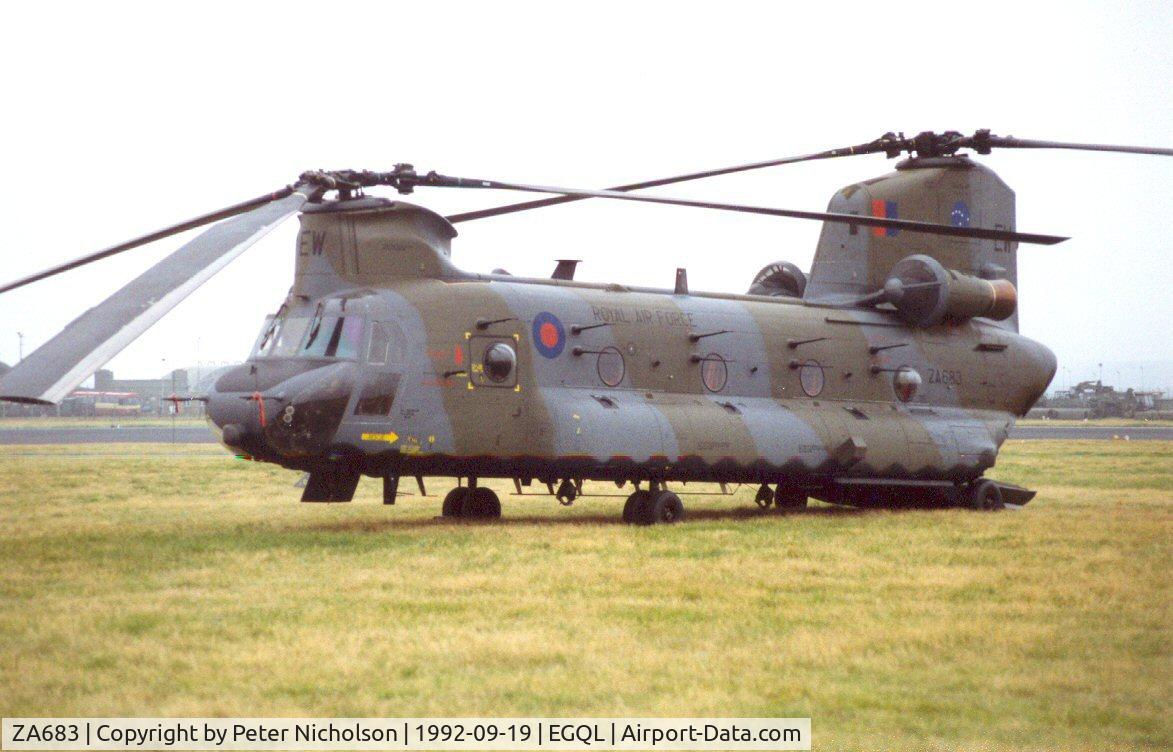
646 490 685 525
773 487 808 510
463 487 502 519
442 487 469 517
966 479 1004 511
754 484 773 508
622 490 651 524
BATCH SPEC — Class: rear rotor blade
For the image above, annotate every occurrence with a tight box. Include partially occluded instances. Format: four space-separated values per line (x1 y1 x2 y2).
975 135 1173 157
0 187 297 295
428 174 1067 245
445 137 894 223
442 130 1171 224
0 189 311 404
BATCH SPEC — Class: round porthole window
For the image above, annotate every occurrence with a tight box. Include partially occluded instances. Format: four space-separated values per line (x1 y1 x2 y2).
799 360 825 397
893 366 922 402
701 353 728 392
596 347 625 387
483 342 516 383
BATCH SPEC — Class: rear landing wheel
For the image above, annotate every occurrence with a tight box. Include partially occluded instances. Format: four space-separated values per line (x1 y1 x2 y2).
441 487 468 517
464 487 502 519
622 490 651 524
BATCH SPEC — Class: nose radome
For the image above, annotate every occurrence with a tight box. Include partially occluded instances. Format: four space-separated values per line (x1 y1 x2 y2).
206 386 270 456
206 388 259 435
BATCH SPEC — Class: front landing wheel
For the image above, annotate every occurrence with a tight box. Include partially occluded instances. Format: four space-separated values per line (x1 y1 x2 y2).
966 479 1004 511
773 487 808 511
646 490 684 525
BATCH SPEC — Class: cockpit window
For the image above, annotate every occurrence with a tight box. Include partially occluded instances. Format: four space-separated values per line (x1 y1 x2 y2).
301 312 364 359
254 299 368 360
335 316 364 359
254 308 312 358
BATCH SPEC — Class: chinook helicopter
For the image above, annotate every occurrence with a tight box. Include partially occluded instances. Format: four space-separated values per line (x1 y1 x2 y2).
2 130 1169 523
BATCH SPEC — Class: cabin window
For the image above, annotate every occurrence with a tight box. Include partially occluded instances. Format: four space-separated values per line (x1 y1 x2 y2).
893 366 922 402
596 347 625 387
700 353 728 392
368 322 391 365
368 321 407 366
355 372 400 416
799 360 825 397
483 342 517 383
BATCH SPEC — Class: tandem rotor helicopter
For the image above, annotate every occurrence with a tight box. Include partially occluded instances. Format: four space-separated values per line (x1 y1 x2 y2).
2 130 1170 523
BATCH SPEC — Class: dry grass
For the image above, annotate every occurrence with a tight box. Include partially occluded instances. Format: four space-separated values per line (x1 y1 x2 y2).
0 441 1169 751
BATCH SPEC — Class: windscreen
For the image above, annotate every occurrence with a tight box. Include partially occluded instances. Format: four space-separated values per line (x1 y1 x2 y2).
253 309 312 358
301 311 364 359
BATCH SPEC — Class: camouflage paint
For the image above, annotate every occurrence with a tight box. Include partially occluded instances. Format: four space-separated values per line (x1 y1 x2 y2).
204 160 1056 506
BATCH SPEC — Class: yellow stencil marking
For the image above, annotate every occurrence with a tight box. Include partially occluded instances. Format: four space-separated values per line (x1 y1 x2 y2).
361 432 399 443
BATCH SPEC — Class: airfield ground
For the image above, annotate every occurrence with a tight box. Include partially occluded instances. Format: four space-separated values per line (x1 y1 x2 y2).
0 441 1168 751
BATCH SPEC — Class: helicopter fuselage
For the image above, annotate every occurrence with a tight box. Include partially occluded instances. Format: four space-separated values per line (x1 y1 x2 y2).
205 272 1056 505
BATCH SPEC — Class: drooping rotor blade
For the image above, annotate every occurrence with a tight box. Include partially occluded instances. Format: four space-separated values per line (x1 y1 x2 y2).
424 174 1067 245
444 137 897 223
968 133 1173 157
440 130 1172 224
0 188 312 404
0 187 299 295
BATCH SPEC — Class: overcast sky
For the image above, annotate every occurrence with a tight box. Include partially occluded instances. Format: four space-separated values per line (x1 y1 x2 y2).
0 1 1169 390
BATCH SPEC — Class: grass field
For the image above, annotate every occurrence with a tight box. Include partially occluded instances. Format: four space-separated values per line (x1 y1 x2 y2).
1 441 1169 750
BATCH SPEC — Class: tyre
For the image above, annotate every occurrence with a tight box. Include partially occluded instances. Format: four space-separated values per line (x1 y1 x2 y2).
464 487 501 519
646 490 684 524
622 490 650 524
967 479 1004 511
773 488 808 510
442 487 468 517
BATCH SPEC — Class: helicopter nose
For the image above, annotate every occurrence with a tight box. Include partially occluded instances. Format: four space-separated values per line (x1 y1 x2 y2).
206 360 357 459
206 383 274 455
212 361 358 458
262 362 357 456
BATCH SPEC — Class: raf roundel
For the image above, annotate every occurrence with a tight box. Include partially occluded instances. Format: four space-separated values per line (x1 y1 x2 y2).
532 311 566 358
950 200 971 228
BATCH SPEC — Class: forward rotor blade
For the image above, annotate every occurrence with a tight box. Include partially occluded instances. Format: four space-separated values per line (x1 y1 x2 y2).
445 138 891 223
0 187 297 295
0 189 311 404
974 134 1173 157
430 175 1067 245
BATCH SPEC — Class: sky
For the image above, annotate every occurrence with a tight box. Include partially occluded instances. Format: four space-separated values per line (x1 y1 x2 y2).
0 1 1170 391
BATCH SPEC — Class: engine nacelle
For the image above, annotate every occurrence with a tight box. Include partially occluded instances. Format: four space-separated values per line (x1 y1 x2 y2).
884 254 1017 327
748 261 806 298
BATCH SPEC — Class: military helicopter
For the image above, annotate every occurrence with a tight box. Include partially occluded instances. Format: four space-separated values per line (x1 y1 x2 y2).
2 130 1169 523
